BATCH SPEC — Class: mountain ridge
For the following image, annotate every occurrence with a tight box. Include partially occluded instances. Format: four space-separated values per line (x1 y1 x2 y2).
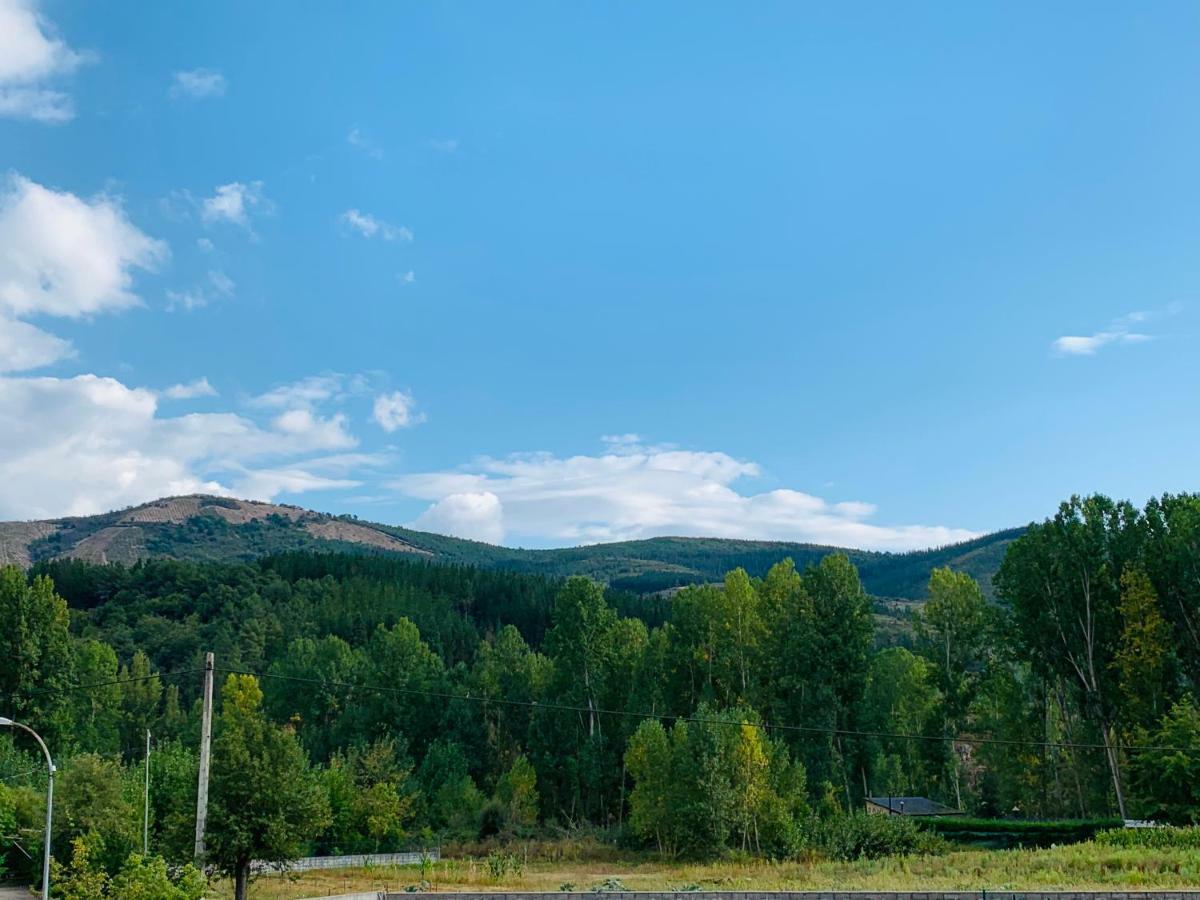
0 494 1023 600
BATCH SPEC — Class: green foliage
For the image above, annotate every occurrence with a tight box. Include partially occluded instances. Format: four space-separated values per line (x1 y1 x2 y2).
1130 696 1200 824
494 755 539 837
206 674 331 898
1094 825 1200 849
813 813 946 860
54 754 140 873
484 850 525 879
50 833 204 900
0 566 74 739
6 490 1200 871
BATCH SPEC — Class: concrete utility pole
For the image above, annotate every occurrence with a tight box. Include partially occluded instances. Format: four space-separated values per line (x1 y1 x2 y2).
143 729 151 855
194 652 215 863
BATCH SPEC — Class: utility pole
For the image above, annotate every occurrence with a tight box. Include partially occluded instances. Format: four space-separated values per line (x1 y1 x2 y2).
194 652 215 863
143 729 151 855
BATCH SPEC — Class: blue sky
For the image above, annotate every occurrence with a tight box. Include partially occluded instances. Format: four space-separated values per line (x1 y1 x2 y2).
1 0 1197 549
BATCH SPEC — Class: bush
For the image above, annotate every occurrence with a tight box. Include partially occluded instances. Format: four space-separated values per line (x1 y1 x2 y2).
1094 826 1200 850
813 814 946 861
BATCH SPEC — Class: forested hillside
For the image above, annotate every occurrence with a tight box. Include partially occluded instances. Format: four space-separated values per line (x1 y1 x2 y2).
0 494 1021 601
2 492 1199 896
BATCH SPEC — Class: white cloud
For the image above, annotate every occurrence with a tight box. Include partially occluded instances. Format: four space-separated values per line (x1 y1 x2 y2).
0 316 73 371
414 491 504 544
0 174 165 370
347 127 383 159
373 390 424 432
201 181 268 230
0 174 167 319
393 439 977 551
0 0 87 123
1053 331 1149 356
1051 308 1176 356
0 372 369 520
170 68 226 99
251 374 366 410
271 408 356 450
399 270 415 284
428 138 459 154
162 377 217 400
339 209 412 242
196 237 214 252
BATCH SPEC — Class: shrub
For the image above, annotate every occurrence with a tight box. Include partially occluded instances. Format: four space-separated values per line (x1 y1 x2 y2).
1094 826 1200 850
814 814 946 861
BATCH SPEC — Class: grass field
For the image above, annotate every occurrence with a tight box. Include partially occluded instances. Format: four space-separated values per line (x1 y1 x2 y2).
208 839 1200 899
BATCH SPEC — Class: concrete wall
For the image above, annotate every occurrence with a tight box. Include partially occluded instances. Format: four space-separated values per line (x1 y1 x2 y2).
382 893 1200 900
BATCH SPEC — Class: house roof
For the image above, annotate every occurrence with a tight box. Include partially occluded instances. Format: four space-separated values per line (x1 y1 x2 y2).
865 796 963 816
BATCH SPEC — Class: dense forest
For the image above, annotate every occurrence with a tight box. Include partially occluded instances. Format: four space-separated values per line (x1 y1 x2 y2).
2 493 1199 897
0 493 1020 601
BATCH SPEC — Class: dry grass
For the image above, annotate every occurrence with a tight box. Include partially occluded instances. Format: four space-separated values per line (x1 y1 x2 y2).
206 842 1200 899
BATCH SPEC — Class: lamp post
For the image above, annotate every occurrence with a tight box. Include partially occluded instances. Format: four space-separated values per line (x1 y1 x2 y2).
0 717 54 900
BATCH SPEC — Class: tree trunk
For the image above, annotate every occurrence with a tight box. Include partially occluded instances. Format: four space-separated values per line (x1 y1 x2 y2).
1102 722 1128 820
235 860 250 900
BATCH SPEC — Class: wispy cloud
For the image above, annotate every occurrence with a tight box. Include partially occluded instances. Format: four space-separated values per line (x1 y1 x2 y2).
166 270 235 312
163 377 217 400
1053 307 1178 356
339 208 412 242
347 127 383 159
170 68 226 99
428 138 459 154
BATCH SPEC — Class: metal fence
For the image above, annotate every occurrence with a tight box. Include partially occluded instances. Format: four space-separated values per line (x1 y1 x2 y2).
252 847 439 875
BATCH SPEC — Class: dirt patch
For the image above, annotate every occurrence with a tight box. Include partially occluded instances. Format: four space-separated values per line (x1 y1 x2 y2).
0 520 59 568
303 520 430 555
64 525 148 565
122 495 309 525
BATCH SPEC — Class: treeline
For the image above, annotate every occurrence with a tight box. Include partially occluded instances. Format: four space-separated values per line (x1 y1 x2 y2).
2 493 1199 895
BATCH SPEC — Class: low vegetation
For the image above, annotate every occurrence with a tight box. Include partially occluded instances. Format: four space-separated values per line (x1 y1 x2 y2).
206 833 1200 898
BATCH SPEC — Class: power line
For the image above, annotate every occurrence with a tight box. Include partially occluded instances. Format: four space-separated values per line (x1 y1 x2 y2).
16 664 1191 755
217 667 1191 756
23 668 206 698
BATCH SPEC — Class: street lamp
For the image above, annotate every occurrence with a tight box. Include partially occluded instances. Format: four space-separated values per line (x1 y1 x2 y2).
0 717 54 900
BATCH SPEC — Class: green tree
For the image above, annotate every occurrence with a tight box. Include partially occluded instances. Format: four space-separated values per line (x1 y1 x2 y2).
862 648 942 800
1142 493 1200 684
0 567 74 738
916 568 990 723
1129 696 1200 824
624 719 674 852
417 739 484 839
1113 567 1173 732
69 641 122 755
119 650 163 752
206 674 331 900
494 754 539 836
995 495 1142 817
54 754 139 873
